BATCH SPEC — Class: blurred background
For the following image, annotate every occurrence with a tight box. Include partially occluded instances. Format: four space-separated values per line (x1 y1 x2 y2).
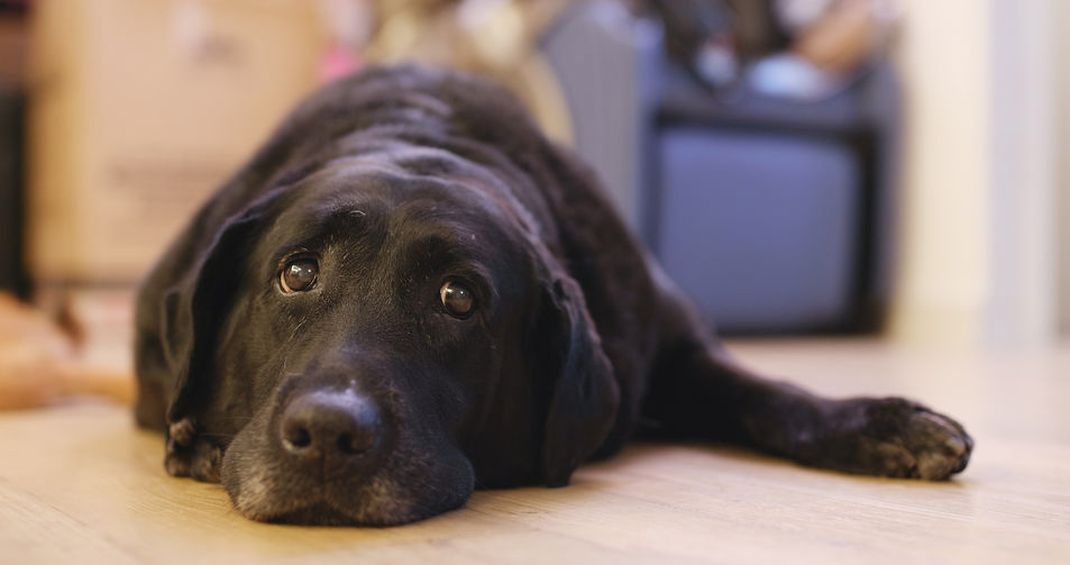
0 0 1067 407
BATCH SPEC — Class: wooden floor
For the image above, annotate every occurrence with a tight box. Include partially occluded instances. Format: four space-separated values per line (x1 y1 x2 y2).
2 339 1069 564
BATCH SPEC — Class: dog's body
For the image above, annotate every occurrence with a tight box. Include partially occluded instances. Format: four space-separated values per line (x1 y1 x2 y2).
134 66 971 526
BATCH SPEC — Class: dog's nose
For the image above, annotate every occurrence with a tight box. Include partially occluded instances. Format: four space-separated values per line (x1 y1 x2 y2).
279 390 382 461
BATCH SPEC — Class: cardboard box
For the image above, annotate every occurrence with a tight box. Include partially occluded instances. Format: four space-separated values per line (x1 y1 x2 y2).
27 0 328 285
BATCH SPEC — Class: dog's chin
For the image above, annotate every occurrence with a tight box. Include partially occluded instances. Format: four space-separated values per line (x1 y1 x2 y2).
219 431 475 526
264 500 431 527
222 474 464 527
220 461 471 526
271 503 363 527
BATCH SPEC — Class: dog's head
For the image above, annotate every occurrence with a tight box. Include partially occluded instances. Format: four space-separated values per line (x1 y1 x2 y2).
158 150 619 525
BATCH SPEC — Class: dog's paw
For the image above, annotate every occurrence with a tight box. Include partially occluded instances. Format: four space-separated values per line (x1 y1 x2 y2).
164 418 224 483
821 397 973 480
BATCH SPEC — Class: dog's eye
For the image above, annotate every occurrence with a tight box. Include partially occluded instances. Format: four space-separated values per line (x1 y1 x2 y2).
439 280 475 318
280 256 319 293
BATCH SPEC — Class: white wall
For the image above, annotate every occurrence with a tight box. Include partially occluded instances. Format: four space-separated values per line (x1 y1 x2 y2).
892 0 1063 346
985 0 1059 345
1060 1 1070 334
892 0 993 346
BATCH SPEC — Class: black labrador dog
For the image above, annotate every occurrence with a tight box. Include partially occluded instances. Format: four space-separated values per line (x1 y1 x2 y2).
134 65 972 526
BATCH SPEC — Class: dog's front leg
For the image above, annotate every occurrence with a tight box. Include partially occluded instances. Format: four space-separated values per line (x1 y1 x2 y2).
643 345 973 480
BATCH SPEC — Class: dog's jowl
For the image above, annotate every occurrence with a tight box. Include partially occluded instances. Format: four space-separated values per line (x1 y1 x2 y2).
134 66 972 526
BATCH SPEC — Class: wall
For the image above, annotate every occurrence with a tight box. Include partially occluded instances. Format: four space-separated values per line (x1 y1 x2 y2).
1060 0 1070 334
892 0 1064 346
891 0 993 346
985 0 1058 345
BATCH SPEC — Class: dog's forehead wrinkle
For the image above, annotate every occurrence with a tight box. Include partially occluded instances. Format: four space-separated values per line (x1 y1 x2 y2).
320 147 511 211
282 159 525 262
308 198 382 231
324 155 412 179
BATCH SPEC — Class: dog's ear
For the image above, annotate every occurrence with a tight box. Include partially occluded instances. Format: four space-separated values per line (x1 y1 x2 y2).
534 267 620 487
161 190 284 429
